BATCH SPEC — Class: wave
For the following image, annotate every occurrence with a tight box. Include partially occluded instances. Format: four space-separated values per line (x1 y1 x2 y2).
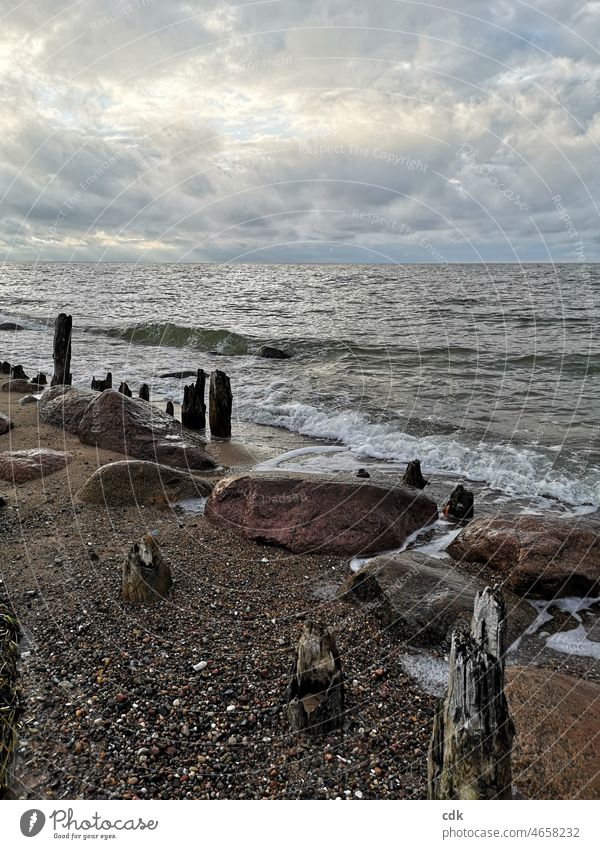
235 396 600 507
100 323 262 355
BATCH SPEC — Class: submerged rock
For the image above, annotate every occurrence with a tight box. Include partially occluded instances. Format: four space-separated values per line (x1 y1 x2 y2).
0 449 72 483
506 667 600 799
38 385 98 434
205 472 438 555
341 550 534 648
0 322 25 331
77 460 212 507
78 389 216 470
447 514 600 597
258 345 291 360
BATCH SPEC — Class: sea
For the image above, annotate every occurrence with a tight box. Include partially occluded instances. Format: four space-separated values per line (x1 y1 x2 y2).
1 262 599 510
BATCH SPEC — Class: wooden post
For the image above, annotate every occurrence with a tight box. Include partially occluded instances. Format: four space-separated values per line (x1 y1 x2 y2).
91 372 112 391
286 621 344 734
34 372 47 386
139 383 150 402
10 365 29 381
181 369 206 430
442 483 474 523
165 401 174 417
209 369 232 438
1 362 10 375
50 313 72 386
118 382 132 397
428 586 514 800
401 458 429 489
122 536 172 604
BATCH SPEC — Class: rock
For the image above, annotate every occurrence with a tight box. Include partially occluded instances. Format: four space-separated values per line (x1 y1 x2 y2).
506 667 600 799
0 413 12 435
19 395 38 406
447 514 600 597
76 460 212 507
1 380 42 394
0 322 25 331
205 473 438 556
77 389 216 470
0 449 72 483
442 483 474 523
341 550 535 648
159 370 198 379
258 345 291 360
38 385 98 434
356 468 370 478
122 535 172 604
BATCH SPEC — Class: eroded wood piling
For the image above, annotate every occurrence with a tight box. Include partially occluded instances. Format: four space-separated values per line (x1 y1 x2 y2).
50 313 72 387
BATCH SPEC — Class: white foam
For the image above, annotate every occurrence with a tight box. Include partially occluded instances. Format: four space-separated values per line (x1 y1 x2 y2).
349 521 438 572
413 526 462 559
545 624 600 659
238 397 600 507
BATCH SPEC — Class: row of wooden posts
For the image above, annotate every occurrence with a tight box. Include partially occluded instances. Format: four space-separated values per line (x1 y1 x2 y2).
51 313 233 438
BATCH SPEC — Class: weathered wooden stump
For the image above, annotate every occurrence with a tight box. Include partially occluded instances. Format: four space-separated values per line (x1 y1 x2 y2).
1 362 10 375
402 458 429 489
50 313 72 386
286 622 344 734
428 586 514 800
209 370 232 438
182 369 206 430
34 372 47 386
91 372 112 391
10 365 29 381
118 382 132 397
443 483 474 523
0 599 22 799
139 383 150 402
165 401 174 416
122 535 172 604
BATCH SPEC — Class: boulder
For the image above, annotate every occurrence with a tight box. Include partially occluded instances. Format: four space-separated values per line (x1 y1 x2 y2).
0 322 25 331
258 345 291 360
0 413 12 435
76 460 212 507
506 667 600 799
447 514 600 597
19 395 38 406
1 380 42 394
78 389 216 470
342 550 535 648
205 473 438 555
0 449 72 483
38 385 98 434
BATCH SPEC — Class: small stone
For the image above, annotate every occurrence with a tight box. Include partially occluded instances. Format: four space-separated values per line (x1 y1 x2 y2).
226 705 235 713
193 661 207 672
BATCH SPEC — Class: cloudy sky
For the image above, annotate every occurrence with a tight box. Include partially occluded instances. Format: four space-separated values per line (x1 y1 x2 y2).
1 0 600 263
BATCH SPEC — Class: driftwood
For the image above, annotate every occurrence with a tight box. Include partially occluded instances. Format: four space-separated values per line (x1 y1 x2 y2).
209 370 232 438
428 586 514 800
50 313 72 386
10 365 29 381
118 382 132 397
165 401 174 417
443 483 474 523
286 622 344 734
182 369 206 430
122 535 172 604
91 372 112 391
139 383 150 402
402 458 429 489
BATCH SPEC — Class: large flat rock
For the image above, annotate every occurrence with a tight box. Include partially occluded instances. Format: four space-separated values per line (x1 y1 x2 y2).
76 459 212 507
77 390 216 471
447 514 600 597
38 385 98 434
205 473 438 555
0 449 72 483
342 549 535 648
507 667 600 799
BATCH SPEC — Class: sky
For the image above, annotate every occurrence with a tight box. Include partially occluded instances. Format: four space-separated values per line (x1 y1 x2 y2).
1 0 600 263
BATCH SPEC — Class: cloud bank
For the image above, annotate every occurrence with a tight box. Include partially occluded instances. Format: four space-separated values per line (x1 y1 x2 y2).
1 0 600 262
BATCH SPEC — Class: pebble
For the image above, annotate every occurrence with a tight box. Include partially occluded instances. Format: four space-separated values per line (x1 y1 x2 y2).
193 661 207 672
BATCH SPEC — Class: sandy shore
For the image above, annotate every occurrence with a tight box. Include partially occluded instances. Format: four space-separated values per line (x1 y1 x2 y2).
0 389 435 800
